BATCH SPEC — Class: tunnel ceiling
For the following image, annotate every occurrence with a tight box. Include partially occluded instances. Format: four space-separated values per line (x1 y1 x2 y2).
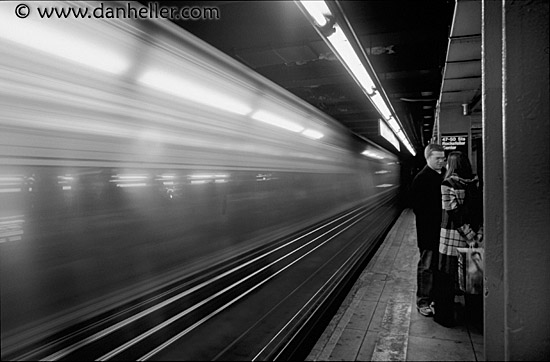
143 0 455 157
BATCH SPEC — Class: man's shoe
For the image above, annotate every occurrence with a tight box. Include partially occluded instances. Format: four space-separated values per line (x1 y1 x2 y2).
417 305 434 317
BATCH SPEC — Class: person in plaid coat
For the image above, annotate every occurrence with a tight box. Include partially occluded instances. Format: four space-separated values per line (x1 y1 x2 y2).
433 151 483 327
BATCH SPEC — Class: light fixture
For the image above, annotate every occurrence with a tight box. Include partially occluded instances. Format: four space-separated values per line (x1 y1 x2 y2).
404 142 416 155
297 0 416 156
379 120 400 151
462 103 469 116
395 130 407 143
326 24 376 94
298 0 331 27
387 117 400 133
369 91 392 120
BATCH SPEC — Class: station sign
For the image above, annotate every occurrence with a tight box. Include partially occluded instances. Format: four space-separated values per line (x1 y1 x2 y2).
441 133 469 157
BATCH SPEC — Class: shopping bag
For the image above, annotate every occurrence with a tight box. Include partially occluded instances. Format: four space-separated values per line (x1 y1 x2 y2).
457 245 484 294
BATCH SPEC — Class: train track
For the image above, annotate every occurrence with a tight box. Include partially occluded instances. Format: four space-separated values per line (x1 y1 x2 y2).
5 190 400 361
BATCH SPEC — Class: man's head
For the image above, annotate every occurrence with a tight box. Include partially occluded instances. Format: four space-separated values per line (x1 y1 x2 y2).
424 143 446 172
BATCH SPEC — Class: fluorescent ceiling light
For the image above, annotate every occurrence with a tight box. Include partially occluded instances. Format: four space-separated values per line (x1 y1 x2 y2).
387 117 400 133
369 91 393 120
395 130 408 143
251 110 305 133
299 0 332 27
302 129 324 140
298 1 416 156
405 143 416 156
327 25 376 94
394 130 416 156
139 70 252 116
0 11 128 74
379 120 400 151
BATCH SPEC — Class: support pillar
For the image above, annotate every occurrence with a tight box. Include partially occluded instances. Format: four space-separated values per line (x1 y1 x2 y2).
483 0 550 359
481 0 504 359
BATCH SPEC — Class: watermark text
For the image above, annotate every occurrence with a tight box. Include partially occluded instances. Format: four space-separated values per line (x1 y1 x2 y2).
14 2 220 21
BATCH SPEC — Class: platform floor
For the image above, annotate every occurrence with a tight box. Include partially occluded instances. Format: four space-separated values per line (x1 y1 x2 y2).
306 208 484 361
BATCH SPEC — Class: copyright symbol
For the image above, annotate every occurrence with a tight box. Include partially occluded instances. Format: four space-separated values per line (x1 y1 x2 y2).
15 4 30 18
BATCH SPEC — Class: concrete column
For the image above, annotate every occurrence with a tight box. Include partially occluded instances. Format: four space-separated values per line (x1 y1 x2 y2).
501 0 549 359
481 0 504 359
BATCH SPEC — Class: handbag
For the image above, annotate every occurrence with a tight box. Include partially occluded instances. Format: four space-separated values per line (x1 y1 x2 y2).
456 243 484 294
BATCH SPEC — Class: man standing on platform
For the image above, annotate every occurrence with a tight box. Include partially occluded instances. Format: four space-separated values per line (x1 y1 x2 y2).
411 143 446 317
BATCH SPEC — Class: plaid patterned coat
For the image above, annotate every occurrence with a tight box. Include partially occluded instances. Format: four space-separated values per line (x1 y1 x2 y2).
438 175 481 274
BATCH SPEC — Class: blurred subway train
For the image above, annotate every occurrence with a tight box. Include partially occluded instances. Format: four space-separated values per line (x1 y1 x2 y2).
0 1 403 360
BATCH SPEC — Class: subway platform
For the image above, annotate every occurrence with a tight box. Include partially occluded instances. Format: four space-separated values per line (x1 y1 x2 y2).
306 208 484 361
